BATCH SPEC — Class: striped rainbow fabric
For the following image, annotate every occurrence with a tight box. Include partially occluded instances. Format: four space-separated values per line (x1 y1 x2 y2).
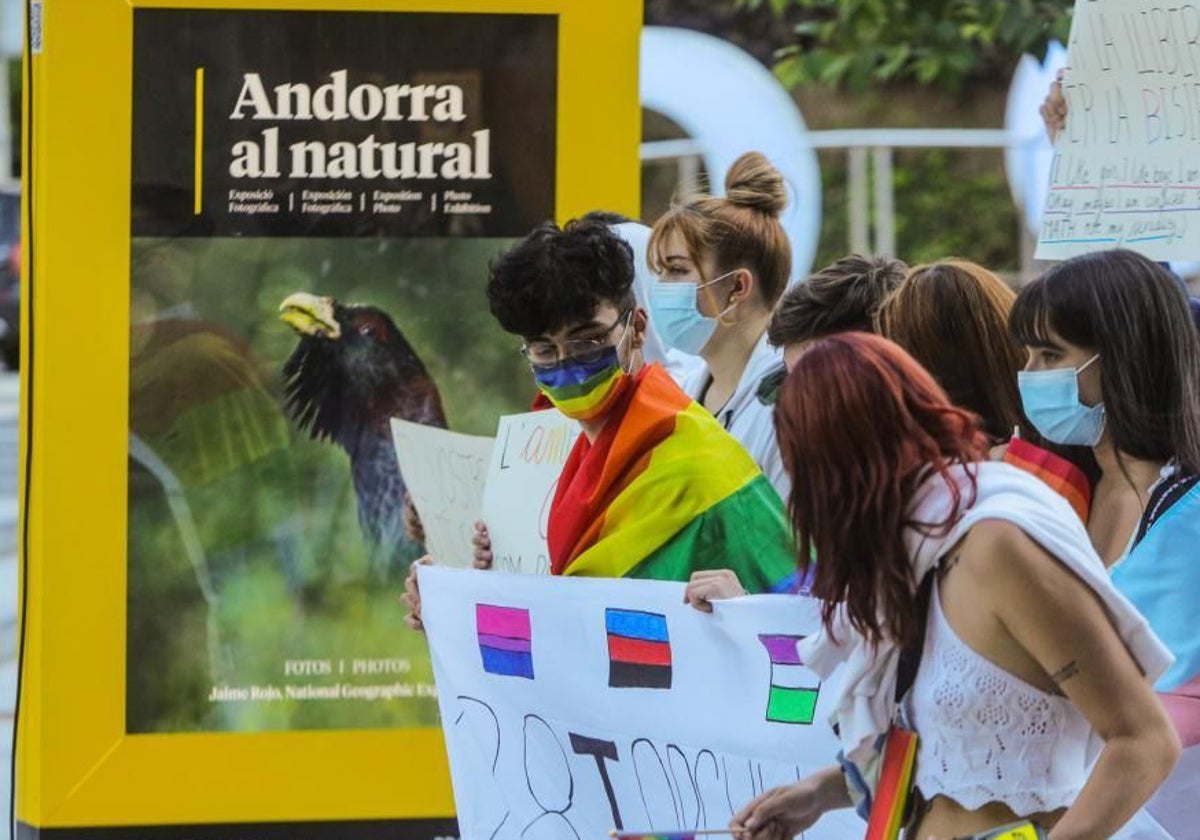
863 725 919 840
535 360 628 422
1003 437 1091 522
547 364 797 593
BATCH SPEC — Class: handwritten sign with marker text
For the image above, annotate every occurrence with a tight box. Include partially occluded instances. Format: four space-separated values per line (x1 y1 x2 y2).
390 419 494 567
419 566 861 840
1036 0 1200 261
481 410 580 575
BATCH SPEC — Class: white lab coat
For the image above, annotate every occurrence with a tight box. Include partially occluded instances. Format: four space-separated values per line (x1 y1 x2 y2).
682 334 789 501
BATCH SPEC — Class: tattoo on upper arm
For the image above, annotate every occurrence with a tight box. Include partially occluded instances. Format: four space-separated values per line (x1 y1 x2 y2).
1051 661 1081 684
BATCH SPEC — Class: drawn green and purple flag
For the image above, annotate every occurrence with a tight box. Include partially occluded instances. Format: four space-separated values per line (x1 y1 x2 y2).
759 634 819 725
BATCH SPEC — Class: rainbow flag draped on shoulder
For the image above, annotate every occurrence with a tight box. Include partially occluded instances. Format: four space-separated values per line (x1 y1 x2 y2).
1002 437 1092 522
547 364 798 593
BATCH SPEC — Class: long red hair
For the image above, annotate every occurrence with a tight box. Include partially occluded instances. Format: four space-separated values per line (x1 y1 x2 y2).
774 332 989 647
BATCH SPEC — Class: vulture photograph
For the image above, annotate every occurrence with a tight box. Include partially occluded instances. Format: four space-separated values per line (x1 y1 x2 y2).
279 291 447 578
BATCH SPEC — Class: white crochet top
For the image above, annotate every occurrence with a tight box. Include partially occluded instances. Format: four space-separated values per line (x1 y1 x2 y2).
904 578 1093 814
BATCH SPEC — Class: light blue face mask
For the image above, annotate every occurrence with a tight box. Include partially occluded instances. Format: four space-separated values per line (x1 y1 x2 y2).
1017 353 1106 446
647 270 738 356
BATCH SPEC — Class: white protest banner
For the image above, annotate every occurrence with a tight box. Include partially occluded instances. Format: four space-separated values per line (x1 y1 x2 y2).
419 565 861 840
480 410 581 575
1036 0 1200 261
390 419 494 567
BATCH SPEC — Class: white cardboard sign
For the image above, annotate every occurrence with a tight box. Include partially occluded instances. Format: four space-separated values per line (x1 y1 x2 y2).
480 410 581 575
390 419 495 567
1036 0 1200 261
419 565 861 840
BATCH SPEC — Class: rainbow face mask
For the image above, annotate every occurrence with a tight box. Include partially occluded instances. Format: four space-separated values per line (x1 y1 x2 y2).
533 346 629 422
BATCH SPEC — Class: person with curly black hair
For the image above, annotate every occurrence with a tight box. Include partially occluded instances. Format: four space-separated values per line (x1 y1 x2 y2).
403 218 799 628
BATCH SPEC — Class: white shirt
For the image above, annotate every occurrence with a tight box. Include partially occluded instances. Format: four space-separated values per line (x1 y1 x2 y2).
682 334 789 501
906 576 1092 814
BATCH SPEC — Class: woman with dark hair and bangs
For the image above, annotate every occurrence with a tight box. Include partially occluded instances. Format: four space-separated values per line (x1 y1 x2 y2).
728 333 1177 840
1010 249 1200 819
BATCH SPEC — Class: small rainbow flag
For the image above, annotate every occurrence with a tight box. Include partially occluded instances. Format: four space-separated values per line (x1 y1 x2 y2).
758 634 820 725
476 604 533 679
606 608 671 689
863 725 918 840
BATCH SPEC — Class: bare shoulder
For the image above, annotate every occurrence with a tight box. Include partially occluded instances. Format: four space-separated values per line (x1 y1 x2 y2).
957 519 1059 580
957 517 1089 600
959 518 1042 560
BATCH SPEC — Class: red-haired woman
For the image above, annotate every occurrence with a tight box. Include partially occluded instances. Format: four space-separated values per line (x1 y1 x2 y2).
728 333 1178 840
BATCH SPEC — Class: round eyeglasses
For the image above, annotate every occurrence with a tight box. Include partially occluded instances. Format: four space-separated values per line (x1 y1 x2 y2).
520 309 632 370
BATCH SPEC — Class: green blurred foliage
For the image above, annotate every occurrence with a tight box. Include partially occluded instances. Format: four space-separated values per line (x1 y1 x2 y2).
128 236 524 733
812 148 1020 272
643 1 1037 276
743 0 1072 92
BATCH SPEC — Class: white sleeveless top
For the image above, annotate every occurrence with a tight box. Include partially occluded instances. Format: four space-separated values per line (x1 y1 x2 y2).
904 578 1094 814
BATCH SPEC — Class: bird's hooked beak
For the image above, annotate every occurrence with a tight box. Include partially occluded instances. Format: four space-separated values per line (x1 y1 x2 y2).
280 292 341 340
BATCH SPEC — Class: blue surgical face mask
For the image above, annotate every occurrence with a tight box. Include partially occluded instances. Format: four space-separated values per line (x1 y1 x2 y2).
1017 353 1106 446
647 270 738 356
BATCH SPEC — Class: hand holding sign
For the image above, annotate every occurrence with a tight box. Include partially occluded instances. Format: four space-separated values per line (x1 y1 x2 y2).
419 566 860 840
1036 0 1200 261
390 419 494 566
481 411 580 575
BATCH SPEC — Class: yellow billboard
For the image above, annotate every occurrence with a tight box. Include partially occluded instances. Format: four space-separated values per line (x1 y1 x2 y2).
17 0 639 836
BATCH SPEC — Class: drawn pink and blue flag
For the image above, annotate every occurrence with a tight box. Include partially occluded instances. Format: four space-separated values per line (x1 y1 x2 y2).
476 604 534 679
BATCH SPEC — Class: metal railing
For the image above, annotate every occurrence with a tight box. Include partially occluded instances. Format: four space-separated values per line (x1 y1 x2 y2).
642 129 1042 274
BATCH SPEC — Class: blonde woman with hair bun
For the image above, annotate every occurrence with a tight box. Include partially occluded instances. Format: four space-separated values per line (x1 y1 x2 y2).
648 151 794 502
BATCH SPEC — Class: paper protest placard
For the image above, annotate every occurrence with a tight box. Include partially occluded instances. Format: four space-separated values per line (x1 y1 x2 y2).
390 419 495 567
1036 0 1200 261
480 410 581 575
419 565 861 840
